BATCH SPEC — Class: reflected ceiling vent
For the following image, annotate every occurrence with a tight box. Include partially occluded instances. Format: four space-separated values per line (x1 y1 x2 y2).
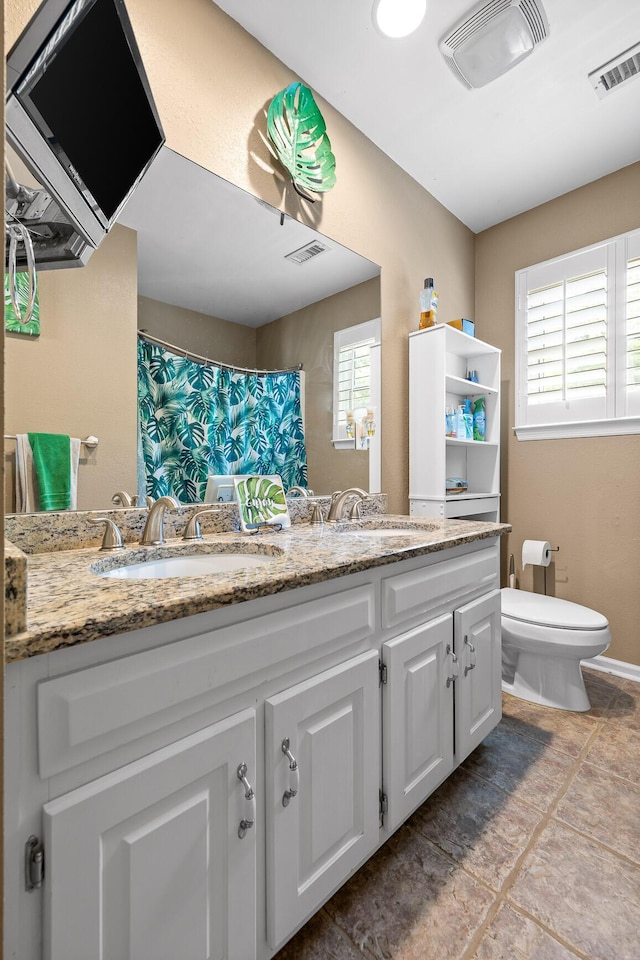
440 0 549 89
588 43 640 99
284 240 330 265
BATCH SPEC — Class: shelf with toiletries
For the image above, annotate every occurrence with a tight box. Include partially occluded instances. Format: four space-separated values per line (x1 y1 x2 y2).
409 325 501 522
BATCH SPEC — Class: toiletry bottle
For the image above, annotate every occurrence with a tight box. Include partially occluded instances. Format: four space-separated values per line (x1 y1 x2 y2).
455 405 465 439
445 406 455 437
462 398 473 439
473 396 486 441
419 278 438 330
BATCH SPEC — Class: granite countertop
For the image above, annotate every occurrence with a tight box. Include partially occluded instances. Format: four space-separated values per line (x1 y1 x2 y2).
5 515 510 664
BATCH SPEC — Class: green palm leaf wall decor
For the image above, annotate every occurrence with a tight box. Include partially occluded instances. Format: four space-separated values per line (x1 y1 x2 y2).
267 82 336 198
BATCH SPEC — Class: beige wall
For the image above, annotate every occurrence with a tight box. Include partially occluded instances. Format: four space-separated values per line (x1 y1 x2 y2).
138 296 257 368
476 163 640 666
257 277 380 494
4 225 139 511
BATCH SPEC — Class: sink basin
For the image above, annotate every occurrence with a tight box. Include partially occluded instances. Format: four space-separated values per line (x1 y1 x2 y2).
93 545 284 580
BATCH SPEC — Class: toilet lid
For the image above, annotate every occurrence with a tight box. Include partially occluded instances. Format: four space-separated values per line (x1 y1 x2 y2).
501 588 608 631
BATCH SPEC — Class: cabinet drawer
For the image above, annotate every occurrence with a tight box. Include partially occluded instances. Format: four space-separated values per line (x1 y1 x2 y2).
381 547 498 630
37 584 375 779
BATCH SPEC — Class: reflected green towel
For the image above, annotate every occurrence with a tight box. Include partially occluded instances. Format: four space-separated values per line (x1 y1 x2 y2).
28 433 71 511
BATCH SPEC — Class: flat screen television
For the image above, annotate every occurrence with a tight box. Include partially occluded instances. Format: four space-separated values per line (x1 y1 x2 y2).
6 0 165 268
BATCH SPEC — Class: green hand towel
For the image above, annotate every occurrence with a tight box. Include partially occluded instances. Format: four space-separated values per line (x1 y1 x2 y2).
28 433 72 511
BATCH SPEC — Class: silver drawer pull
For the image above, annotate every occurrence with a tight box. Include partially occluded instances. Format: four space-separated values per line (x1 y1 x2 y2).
446 643 459 688
281 737 300 807
236 762 256 839
464 636 477 676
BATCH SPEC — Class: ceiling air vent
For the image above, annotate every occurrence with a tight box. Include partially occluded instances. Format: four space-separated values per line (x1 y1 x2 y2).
588 43 640 99
284 240 330 265
440 0 549 89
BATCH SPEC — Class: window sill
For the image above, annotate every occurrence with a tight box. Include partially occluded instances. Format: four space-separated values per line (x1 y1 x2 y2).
332 438 356 450
514 417 640 441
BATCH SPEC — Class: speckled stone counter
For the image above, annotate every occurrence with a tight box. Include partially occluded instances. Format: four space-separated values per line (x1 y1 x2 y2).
5 514 510 664
4 538 27 637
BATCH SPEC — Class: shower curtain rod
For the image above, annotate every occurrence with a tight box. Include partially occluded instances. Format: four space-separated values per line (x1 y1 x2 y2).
137 330 303 376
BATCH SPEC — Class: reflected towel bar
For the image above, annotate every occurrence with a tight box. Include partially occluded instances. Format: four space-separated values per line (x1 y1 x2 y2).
4 434 99 449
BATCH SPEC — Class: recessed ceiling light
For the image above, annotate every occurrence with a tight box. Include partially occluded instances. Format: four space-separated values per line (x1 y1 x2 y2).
372 0 427 39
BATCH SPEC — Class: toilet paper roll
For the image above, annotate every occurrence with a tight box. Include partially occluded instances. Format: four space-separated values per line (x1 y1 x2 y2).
522 539 552 568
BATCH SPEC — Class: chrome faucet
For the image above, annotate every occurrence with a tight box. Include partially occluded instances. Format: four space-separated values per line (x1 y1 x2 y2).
139 495 180 545
286 486 313 497
326 487 368 522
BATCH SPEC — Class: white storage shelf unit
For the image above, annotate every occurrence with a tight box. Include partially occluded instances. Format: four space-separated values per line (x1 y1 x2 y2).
409 325 501 521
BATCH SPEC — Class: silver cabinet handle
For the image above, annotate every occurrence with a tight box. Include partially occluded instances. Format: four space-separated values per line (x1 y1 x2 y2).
236 762 256 839
281 737 300 807
464 636 477 676
446 643 459 688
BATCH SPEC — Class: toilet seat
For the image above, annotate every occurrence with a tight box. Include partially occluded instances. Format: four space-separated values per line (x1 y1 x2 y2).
501 588 608 631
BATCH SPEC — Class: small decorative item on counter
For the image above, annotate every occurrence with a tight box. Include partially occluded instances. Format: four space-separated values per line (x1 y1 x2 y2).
419 277 439 330
446 477 468 494
234 474 291 531
472 396 486 441
447 318 475 336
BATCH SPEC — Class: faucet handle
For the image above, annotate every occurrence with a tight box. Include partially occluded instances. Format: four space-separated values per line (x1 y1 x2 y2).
88 516 124 551
182 507 222 541
111 491 136 507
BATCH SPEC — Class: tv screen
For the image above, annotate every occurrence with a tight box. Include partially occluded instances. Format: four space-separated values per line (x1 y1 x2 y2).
6 0 165 267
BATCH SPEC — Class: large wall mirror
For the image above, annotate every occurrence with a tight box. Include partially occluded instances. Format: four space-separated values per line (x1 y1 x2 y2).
5 146 381 514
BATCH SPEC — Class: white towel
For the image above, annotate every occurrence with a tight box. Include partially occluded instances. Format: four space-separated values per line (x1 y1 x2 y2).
69 437 81 509
15 434 36 513
15 434 81 512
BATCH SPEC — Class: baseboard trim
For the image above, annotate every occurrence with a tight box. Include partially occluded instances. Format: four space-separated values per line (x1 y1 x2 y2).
582 654 640 683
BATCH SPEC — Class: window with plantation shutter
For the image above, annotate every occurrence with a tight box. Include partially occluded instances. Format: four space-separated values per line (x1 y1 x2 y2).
332 318 380 445
515 228 640 439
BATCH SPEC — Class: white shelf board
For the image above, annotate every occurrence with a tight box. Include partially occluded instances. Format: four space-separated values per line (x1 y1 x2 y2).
445 375 497 396
445 437 498 448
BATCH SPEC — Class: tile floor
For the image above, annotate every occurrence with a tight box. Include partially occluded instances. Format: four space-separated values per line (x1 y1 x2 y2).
274 668 640 960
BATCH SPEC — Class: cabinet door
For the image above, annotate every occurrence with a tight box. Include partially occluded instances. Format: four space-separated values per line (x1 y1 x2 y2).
43 708 257 960
382 614 454 833
265 650 379 950
454 589 502 761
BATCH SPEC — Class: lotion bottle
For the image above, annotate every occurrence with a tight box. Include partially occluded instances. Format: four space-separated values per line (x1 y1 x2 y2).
419 278 438 329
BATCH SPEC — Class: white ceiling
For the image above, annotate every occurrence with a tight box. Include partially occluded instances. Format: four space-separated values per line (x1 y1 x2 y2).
119 148 379 326
212 0 640 233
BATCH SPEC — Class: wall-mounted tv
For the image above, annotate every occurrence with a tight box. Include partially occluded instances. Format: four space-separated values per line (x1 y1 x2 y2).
6 0 165 269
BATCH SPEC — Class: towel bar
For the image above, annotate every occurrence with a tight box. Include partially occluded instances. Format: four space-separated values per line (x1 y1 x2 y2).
4 434 99 450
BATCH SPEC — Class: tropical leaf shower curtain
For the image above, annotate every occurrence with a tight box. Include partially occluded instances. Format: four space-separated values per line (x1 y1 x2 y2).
137 338 307 503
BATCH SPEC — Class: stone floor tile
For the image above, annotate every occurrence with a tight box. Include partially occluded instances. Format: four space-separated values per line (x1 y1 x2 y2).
409 767 543 891
603 678 640 732
582 672 622 717
324 824 494 960
500 694 597 758
462 723 575 811
554 761 640 864
470 903 583 960
584 723 640 785
508 820 640 960
273 909 363 960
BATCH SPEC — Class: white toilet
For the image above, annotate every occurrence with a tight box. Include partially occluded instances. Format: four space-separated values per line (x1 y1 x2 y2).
501 588 611 712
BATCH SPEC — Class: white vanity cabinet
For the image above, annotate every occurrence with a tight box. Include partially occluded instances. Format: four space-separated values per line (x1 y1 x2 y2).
5 537 502 960
265 650 380 949
43 709 257 960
